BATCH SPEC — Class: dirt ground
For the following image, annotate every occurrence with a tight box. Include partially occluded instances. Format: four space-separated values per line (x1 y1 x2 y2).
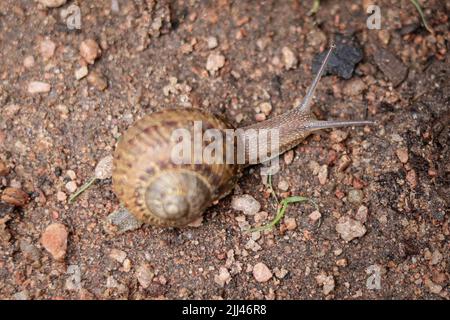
0 0 448 300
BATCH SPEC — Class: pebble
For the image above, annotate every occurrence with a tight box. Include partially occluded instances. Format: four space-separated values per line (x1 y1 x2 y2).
87 72 108 91
1 187 29 207
277 179 289 191
424 278 442 295
430 250 443 265
122 258 131 272
252 262 272 283
343 78 367 96
65 181 77 193
95 155 114 179
41 223 68 260
309 210 322 222
38 0 66 8
373 48 408 87
65 265 82 291
337 155 352 172
207 36 218 49
395 148 409 164
79 39 101 64
56 191 67 202
106 208 143 234
282 46 297 70
347 189 363 205
318 165 328 185
315 273 335 295
28 81 51 94
40 39 56 60
206 52 225 75
0 159 9 176
274 267 288 279
336 258 348 267
283 150 294 165
330 130 349 143
23 56 35 68
136 263 154 288
355 205 368 223
406 169 417 188
75 66 89 80
336 216 366 242
66 170 77 180
13 290 29 300
312 35 363 79
259 102 272 116
245 239 262 252
254 211 268 223
214 267 231 287
255 113 266 122
231 194 261 215
19 240 41 263
284 217 297 231
109 248 127 263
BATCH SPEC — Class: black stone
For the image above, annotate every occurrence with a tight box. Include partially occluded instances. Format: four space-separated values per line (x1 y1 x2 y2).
312 34 363 80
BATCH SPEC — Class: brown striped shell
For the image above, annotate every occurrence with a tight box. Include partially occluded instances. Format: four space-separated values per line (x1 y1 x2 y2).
112 108 242 227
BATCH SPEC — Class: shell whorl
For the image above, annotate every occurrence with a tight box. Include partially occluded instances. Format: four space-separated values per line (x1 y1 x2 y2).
112 108 242 227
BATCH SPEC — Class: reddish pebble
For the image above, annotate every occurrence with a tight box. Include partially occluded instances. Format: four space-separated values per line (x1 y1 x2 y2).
41 223 68 260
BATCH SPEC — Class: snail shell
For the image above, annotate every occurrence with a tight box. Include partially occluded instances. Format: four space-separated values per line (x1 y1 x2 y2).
112 108 242 227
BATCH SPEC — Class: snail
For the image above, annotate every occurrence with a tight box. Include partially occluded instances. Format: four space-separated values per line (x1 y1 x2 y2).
112 45 374 227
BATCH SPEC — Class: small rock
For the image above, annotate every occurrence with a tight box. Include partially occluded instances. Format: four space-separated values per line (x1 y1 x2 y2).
406 169 417 188
309 210 321 222
254 211 268 223
277 179 289 191
87 72 108 91
355 205 368 223
95 155 114 180
122 258 131 272
40 39 56 60
395 148 409 164
312 35 363 79
13 290 29 300
253 262 272 283
245 239 262 252
255 113 266 122
65 181 77 193
23 56 35 68
373 48 408 87
378 29 390 45
343 78 367 96
28 81 51 94
274 267 288 279
336 216 366 242
206 52 225 75
318 165 328 185
430 250 443 265
214 267 231 287
66 170 77 180
1 187 29 207
79 39 101 64
231 194 260 215
75 66 89 80
106 208 143 234
19 240 41 262
336 258 348 267
38 0 66 8
283 150 294 165
136 263 154 288
425 278 442 295
347 189 363 205
57 191 67 202
337 155 352 172
315 273 335 295
0 159 9 176
207 36 218 49
282 46 297 70
109 248 127 263
41 223 68 260
65 265 82 291
259 102 272 116
284 217 297 231
330 130 349 143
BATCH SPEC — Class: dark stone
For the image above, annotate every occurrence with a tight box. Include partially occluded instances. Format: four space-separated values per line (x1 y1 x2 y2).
312 34 363 80
373 48 409 87
0 202 15 218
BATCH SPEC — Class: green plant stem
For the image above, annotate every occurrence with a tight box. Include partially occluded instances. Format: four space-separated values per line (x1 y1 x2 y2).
409 0 433 34
69 176 97 203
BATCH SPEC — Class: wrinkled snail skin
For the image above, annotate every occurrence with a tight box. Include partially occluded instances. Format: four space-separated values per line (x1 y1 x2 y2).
112 45 374 227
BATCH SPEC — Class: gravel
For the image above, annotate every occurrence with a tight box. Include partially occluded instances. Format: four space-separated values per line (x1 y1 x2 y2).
231 195 261 215
336 217 367 242
41 223 68 261
252 263 272 283
106 208 143 234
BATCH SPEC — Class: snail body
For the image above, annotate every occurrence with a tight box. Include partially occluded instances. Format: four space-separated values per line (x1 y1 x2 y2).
112 45 373 227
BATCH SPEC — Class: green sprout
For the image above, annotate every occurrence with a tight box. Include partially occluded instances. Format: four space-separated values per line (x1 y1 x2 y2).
409 0 434 34
68 176 97 203
247 195 317 233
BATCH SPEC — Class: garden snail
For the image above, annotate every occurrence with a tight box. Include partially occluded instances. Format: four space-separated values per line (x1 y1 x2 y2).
112 45 373 227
